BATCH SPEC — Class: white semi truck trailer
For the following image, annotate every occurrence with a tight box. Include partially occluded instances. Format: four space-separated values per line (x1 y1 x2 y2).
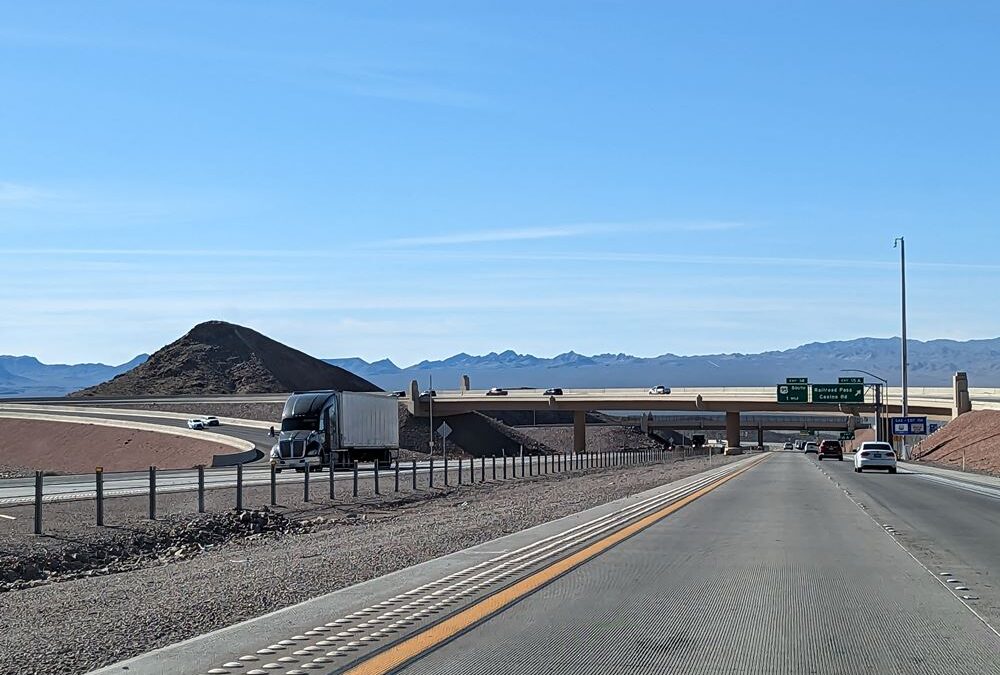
269 390 399 472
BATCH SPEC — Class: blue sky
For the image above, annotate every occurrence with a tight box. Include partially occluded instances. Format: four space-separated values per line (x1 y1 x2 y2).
2 1 1000 366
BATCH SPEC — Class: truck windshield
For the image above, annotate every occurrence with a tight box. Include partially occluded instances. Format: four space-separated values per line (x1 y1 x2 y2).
281 417 318 432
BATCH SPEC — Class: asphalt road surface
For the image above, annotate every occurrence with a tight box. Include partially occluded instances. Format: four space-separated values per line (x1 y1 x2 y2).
98 453 1000 675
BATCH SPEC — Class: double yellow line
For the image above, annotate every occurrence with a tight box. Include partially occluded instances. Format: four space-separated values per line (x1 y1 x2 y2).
343 454 769 674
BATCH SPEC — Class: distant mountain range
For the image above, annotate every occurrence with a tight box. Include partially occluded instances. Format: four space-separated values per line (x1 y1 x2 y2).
5 334 1000 398
326 337 1000 390
0 354 149 397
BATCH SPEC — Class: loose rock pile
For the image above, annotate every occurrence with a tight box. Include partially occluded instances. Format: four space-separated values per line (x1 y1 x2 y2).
0 508 333 592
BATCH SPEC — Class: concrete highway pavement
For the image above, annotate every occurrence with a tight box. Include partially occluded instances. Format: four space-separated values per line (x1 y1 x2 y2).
96 453 1000 675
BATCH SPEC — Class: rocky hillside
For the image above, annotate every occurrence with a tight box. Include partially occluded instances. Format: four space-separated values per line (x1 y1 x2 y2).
74 321 378 397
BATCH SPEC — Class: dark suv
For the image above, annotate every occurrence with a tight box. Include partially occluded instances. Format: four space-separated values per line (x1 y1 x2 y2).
817 439 843 461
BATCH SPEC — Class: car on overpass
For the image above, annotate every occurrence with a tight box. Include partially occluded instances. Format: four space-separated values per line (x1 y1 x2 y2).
486 387 508 396
854 442 897 473
648 385 671 395
544 387 563 396
817 439 843 461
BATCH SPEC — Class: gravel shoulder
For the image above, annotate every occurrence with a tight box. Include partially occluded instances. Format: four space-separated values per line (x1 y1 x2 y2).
0 454 737 674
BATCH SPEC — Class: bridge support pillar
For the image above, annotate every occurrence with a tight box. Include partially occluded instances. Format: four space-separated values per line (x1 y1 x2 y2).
953 371 971 418
573 411 587 454
725 411 742 455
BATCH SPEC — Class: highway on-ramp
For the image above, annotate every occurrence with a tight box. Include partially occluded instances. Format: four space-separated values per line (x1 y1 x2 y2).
96 452 1000 675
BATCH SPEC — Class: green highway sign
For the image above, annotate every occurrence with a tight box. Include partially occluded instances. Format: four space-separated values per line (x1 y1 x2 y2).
838 377 864 384
777 384 808 403
786 377 808 384
798 430 816 436
840 431 855 440
812 383 865 403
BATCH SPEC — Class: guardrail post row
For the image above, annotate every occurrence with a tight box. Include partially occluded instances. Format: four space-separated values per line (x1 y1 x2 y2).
444 455 449 487
374 460 380 495
458 457 463 485
33 471 43 535
521 452 526 478
303 465 311 502
95 467 104 527
529 454 533 477
271 464 278 505
492 455 497 480
236 463 244 512
148 466 157 520
353 461 359 497
470 456 475 484
429 458 434 488
394 459 400 493
503 453 508 479
412 459 417 490
481 455 485 483
197 466 205 513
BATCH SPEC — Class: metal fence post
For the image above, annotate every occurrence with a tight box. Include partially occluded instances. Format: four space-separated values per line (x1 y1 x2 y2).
304 465 310 502
394 459 400 492
236 463 244 512
429 458 434 488
412 459 417 490
458 457 463 485
33 471 43 535
492 454 497 480
95 467 104 527
444 454 449 487
197 466 205 513
148 466 157 520
353 461 359 497
521 452 526 477
481 455 485 482
470 456 475 483
374 460 380 495
329 460 335 500
503 452 508 479
271 464 278 506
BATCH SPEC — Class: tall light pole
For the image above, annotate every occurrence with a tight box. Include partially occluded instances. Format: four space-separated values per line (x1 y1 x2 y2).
894 236 909 459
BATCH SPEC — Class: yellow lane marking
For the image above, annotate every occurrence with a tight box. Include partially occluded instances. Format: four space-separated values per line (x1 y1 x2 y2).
343 454 770 674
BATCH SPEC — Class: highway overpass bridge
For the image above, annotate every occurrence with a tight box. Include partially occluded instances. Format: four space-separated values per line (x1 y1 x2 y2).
404 373 971 453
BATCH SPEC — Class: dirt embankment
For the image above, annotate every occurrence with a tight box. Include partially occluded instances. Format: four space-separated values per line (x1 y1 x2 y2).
518 423 665 453
0 419 230 474
912 410 1000 476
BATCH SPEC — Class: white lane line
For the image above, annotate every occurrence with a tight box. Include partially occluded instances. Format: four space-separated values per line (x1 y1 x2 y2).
911 473 1000 500
0 513 15 520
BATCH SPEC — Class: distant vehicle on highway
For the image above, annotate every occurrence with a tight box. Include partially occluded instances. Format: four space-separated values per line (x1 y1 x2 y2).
803 441 818 454
648 385 671 395
203 416 220 427
783 442 794 451
419 390 436 399
486 387 508 396
794 440 805 450
817 439 843 461
854 442 897 473
544 388 563 396
390 390 406 398
187 418 206 430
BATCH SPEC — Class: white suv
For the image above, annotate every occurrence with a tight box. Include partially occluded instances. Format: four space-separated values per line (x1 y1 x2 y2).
854 441 897 473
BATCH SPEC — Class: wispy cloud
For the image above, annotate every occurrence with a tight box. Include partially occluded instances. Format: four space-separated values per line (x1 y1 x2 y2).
376 221 747 248
0 182 51 205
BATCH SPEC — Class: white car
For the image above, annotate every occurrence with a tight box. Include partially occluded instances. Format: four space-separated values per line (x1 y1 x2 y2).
204 416 220 427
187 418 206 430
803 442 818 454
648 385 671 395
854 441 897 473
